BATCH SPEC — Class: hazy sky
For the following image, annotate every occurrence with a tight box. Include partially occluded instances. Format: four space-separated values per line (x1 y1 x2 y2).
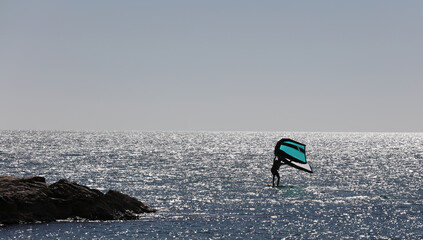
1 1 422 132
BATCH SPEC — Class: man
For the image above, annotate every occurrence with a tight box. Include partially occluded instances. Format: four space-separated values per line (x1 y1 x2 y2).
271 150 285 186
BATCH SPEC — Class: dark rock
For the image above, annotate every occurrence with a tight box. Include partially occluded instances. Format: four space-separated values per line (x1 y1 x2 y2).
0 176 156 224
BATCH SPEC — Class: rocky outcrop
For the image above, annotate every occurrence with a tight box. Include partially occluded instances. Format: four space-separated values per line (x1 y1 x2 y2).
0 176 155 224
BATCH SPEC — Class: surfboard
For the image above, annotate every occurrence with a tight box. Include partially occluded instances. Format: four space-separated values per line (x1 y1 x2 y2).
267 183 297 189
267 183 305 196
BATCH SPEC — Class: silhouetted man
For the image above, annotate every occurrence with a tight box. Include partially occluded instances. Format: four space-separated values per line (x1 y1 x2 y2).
271 151 285 186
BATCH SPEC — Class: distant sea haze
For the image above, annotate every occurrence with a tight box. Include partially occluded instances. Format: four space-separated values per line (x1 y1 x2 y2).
1 131 422 239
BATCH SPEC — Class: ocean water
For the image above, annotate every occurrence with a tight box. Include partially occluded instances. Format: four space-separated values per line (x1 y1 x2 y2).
0 131 422 239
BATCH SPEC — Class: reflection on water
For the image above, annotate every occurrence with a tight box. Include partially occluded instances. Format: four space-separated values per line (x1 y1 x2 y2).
0 131 422 239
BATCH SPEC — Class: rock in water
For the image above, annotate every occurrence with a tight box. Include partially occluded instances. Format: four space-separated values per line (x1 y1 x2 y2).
0 176 156 224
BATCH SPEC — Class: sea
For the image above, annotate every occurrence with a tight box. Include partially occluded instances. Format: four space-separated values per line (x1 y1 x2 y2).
0 131 422 239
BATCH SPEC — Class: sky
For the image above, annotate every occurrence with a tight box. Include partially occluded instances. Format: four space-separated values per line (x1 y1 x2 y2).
1 1 422 132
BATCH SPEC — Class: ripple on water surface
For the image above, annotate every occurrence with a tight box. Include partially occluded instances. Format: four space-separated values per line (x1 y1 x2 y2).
0 131 422 239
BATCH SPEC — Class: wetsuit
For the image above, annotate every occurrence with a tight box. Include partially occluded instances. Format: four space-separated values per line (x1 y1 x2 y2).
271 156 283 186
271 157 281 176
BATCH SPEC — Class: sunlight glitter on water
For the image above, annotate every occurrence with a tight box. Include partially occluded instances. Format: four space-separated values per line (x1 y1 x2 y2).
0 131 422 239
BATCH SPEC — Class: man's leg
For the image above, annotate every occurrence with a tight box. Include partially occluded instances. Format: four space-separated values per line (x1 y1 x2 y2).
276 172 280 186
